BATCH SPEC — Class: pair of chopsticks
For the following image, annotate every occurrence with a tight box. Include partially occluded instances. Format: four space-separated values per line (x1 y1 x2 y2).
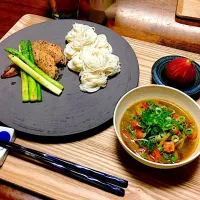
0 139 128 196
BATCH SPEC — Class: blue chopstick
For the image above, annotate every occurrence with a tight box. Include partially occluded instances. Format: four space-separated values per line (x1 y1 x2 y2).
0 139 127 196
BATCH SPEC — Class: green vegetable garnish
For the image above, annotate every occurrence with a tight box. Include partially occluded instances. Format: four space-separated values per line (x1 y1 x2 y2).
146 100 154 106
158 146 164 153
171 153 178 163
176 116 186 124
133 116 139 120
163 152 178 163
139 139 157 152
149 133 168 142
147 140 157 152
184 128 194 135
139 139 148 147
141 153 148 159
141 104 173 133
127 125 135 137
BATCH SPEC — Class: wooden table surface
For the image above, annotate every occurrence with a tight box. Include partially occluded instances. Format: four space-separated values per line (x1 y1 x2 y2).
0 14 200 200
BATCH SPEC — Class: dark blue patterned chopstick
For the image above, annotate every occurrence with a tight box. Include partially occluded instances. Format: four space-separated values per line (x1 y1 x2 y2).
0 139 127 196
2 140 128 188
31 150 127 188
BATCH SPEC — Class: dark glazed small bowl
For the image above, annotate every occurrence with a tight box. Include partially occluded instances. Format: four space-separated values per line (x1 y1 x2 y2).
152 55 200 96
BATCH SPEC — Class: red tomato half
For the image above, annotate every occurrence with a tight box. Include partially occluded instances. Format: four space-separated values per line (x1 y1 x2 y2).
165 58 196 84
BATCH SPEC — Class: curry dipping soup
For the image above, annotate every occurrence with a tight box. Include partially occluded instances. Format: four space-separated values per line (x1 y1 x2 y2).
120 99 199 164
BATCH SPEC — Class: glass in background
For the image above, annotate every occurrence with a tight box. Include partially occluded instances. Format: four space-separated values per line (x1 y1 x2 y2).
78 0 116 28
48 0 80 19
47 0 117 29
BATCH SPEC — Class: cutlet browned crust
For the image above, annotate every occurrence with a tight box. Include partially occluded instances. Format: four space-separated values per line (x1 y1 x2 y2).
32 40 66 79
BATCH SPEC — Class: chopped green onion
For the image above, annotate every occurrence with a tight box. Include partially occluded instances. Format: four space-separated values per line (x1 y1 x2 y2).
176 116 186 124
171 135 179 143
158 146 164 153
163 124 173 131
149 133 167 142
184 128 194 135
146 100 154 105
171 152 178 163
165 117 171 121
163 153 170 160
155 107 162 114
153 126 160 133
139 139 148 147
139 121 147 129
168 108 175 114
141 153 148 159
182 121 187 129
127 125 135 137
153 119 158 124
147 140 157 152
175 134 186 148
172 125 177 131
163 153 178 163
139 139 157 152
133 116 139 120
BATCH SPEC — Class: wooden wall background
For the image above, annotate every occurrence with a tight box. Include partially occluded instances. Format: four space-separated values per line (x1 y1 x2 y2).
0 0 50 39
1 0 200 54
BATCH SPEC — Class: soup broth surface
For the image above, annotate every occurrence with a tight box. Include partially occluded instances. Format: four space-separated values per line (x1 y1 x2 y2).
120 99 199 164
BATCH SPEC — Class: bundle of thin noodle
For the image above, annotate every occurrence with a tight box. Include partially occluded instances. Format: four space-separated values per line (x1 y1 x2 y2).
64 23 121 93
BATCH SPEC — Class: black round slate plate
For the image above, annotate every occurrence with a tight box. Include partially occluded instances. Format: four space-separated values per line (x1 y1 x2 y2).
152 55 200 96
0 20 139 137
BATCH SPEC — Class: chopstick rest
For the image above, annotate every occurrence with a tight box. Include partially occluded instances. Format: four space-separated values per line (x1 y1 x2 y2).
0 126 16 166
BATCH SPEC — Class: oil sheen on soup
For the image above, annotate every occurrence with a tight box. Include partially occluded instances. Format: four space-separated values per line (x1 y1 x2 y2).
120 99 199 164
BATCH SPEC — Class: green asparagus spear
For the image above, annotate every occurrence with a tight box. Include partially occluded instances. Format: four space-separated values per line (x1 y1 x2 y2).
20 40 37 102
19 40 29 58
27 74 38 101
27 40 34 62
19 43 29 102
4 48 64 90
8 54 62 95
36 83 42 101
27 40 42 101
20 70 29 102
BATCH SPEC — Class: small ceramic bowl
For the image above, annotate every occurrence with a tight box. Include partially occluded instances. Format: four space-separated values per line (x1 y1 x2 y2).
113 85 200 169
152 55 200 96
